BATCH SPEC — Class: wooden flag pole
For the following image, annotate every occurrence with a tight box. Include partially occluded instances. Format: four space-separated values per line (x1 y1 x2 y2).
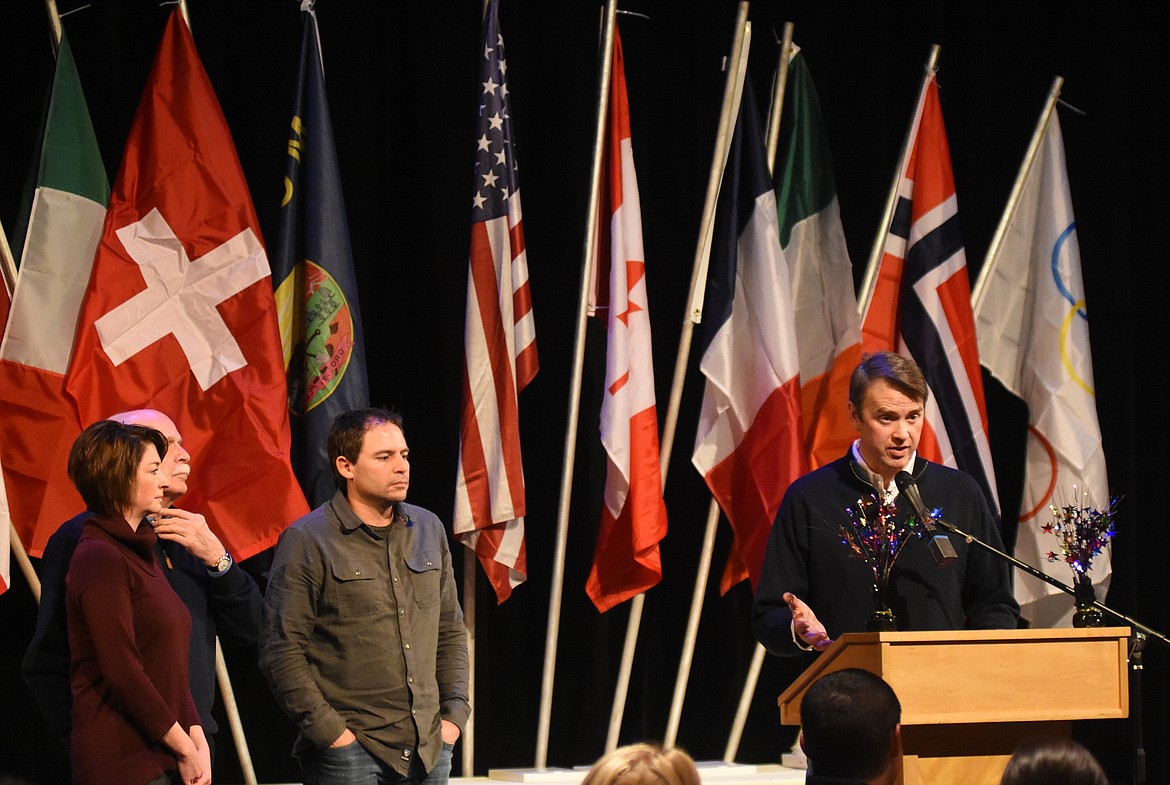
8 522 42 602
971 76 1064 308
42 0 62 55
0 219 17 307
462 555 476 775
717 26 796 761
534 0 618 769
857 45 940 320
657 9 753 752
172 5 260 781
458 3 492 774
0 215 30 599
763 23 795 173
723 644 766 762
215 639 255 785
178 7 256 780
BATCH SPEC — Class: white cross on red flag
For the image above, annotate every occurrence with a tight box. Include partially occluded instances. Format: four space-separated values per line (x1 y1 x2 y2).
60 10 308 559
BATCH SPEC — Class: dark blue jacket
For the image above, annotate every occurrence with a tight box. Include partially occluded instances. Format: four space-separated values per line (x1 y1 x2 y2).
753 453 1019 656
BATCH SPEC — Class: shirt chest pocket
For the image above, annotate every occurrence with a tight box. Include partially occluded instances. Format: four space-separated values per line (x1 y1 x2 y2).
329 561 383 618
405 550 441 609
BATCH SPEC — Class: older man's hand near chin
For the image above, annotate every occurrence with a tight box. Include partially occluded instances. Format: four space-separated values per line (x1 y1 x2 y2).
152 509 228 568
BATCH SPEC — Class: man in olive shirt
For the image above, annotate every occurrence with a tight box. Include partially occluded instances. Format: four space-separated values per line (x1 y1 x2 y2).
260 408 470 785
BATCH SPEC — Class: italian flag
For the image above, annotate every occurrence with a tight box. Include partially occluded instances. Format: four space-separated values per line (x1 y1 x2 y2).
0 33 109 554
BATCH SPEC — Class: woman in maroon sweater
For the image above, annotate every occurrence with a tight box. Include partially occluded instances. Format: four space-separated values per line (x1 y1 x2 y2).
65 420 211 785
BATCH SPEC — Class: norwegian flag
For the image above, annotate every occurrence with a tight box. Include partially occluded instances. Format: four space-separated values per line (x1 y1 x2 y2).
585 27 668 613
860 72 998 511
453 0 537 604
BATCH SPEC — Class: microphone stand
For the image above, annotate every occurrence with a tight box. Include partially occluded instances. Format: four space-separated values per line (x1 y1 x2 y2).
1129 632 1146 785
930 517 1165 785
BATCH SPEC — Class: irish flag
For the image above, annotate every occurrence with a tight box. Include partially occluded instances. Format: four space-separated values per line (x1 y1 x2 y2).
775 49 861 471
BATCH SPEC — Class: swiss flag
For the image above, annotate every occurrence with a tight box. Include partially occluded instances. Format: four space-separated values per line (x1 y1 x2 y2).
62 10 308 559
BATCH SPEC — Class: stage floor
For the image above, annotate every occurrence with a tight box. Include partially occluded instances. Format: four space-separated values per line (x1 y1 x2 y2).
261 762 807 785
468 762 805 785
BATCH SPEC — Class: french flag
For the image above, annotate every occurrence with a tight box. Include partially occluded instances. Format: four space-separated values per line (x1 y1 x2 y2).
691 84 807 593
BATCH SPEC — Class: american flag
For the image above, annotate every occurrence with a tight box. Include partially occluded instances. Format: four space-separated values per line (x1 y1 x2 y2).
454 0 536 604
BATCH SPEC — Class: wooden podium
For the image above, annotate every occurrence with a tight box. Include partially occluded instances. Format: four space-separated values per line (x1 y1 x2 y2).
776 627 1130 785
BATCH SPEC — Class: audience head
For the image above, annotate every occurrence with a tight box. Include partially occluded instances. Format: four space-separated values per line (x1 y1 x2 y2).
1000 737 1107 785
68 420 169 519
800 668 902 783
581 744 700 785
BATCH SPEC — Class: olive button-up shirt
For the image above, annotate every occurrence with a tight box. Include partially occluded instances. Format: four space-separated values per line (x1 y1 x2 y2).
260 492 470 775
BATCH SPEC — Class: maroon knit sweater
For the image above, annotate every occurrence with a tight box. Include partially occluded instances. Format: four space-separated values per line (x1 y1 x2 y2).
66 514 201 785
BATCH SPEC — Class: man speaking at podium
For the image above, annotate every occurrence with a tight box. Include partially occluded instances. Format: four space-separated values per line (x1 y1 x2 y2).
753 352 1018 655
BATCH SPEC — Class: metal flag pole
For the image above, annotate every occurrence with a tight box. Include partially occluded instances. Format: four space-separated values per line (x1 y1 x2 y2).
856 45 940 320
534 0 618 769
657 6 753 752
718 24 796 762
971 76 1064 308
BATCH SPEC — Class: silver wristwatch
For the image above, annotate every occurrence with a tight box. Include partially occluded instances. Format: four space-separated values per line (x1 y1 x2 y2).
212 551 232 574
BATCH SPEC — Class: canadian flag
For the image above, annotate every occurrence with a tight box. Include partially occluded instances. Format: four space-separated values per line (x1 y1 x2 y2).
585 28 668 613
62 10 307 559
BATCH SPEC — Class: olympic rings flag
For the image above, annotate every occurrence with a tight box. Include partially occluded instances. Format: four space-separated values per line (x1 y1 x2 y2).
975 111 1109 628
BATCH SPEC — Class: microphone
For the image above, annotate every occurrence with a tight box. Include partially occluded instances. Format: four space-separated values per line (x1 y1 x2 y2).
894 471 957 567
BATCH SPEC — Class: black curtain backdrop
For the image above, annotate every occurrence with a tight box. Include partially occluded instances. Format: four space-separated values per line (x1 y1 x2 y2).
2 2 1168 783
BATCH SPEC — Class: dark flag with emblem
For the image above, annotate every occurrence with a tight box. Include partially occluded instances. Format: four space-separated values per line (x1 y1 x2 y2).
274 4 370 507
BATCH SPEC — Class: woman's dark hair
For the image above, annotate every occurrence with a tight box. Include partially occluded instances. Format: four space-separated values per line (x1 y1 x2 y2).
67 420 168 517
1000 737 1108 785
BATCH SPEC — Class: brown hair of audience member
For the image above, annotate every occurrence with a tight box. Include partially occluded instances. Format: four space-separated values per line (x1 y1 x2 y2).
849 351 928 409
328 407 405 490
581 744 700 785
67 420 169 517
1000 736 1108 785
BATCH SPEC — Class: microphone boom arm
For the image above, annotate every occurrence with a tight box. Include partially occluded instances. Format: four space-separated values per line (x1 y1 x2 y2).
929 516 1170 647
